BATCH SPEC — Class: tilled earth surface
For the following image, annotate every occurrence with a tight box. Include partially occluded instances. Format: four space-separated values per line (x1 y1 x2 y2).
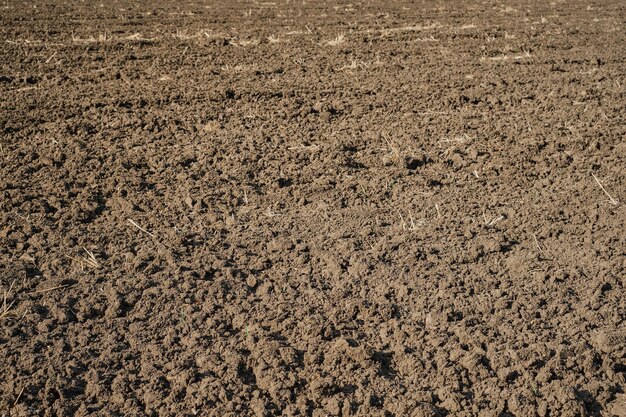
1 0 625 416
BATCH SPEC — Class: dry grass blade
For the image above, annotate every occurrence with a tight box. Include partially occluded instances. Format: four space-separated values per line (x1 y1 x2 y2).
483 209 504 226
28 284 74 295
45 51 57 64
382 132 402 165
13 386 25 406
532 233 544 254
325 34 345 46
65 253 98 270
1 281 16 321
591 173 618 205
128 218 155 238
82 247 100 268
173 29 201 40
1 299 16 320
72 31 109 43
398 211 407 230
267 34 280 43
488 215 504 226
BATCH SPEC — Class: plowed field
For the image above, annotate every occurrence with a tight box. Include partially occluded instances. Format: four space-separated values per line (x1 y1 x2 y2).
1 1 625 416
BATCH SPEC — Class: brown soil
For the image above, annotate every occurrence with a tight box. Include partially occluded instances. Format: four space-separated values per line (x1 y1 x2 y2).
1 0 625 416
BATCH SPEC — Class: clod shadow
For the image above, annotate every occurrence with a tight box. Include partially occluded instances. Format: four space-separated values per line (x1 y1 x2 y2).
575 389 604 416
373 351 397 379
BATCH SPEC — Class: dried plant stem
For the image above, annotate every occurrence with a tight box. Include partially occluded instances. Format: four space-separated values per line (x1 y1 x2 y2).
592 173 618 205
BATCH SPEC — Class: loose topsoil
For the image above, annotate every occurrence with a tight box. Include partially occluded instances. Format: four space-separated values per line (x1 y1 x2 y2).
1 0 625 416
